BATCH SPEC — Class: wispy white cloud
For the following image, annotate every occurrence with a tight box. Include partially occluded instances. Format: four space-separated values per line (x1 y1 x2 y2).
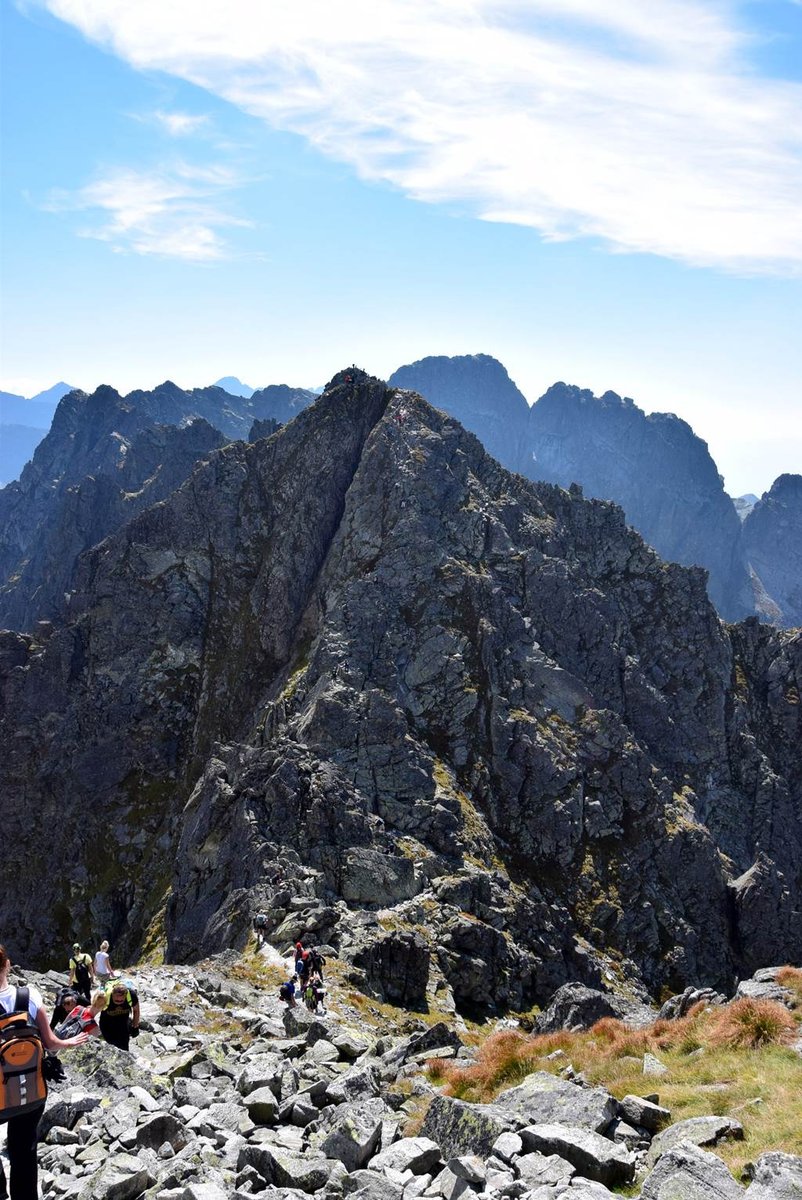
152 110 210 137
45 163 251 261
34 0 802 272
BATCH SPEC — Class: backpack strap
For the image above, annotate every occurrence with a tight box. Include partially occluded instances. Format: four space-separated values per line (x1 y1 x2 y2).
14 987 31 1016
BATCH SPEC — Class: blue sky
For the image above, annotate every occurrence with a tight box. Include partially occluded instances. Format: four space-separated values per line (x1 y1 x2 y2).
2 0 802 495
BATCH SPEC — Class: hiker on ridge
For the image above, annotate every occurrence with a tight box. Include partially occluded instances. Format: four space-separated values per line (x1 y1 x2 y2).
98 979 140 1052
1 942 90 1200
49 986 80 1031
68 943 93 999
55 990 107 1039
93 941 113 985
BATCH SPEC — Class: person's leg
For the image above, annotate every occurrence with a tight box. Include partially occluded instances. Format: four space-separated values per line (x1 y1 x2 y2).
6 1104 44 1200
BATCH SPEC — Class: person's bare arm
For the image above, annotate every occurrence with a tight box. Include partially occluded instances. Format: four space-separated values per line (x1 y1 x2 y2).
131 1001 141 1030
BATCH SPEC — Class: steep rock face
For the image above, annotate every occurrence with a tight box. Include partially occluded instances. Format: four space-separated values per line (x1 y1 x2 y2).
0 424 45 488
0 372 799 1011
0 380 316 631
389 357 764 625
526 384 753 622
743 475 802 628
389 354 530 474
248 384 316 425
0 419 226 630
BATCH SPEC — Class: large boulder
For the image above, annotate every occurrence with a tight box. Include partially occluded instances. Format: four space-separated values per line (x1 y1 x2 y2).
640 1140 744 1198
519 1123 635 1186
645 1115 744 1168
421 1095 516 1159
492 1072 617 1133
746 1150 802 1198
536 982 654 1032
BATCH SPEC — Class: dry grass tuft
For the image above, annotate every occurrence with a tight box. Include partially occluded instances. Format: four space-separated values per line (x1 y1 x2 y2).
428 978 802 1176
776 967 802 1007
707 999 797 1050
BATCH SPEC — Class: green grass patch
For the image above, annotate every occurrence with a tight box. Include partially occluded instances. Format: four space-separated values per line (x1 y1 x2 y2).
429 992 802 1178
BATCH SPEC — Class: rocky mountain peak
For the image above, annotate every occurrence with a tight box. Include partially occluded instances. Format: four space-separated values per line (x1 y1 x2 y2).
1 369 799 1018
743 473 802 627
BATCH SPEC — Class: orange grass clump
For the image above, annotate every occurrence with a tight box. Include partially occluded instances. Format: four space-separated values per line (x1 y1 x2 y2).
776 967 802 1006
707 999 797 1050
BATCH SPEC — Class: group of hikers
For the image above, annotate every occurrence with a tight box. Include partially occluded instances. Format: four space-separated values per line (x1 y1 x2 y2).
0 939 140 1200
252 915 328 1016
280 940 326 1013
57 941 141 1051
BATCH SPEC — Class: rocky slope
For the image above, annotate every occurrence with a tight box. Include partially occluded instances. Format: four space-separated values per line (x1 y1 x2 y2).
742 474 802 628
0 370 799 1015
389 355 530 475
390 356 758 623
8 955 801 1200
0 380 316 630
525 385 754 622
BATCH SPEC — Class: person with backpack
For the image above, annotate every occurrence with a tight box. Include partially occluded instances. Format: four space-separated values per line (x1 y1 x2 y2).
1 942 90 1200
278 977 296 1008
49 987 80 1031
98 980 140 1051
67 944 93 999
308 946 326 981
55 990 107 1040
92 941 113 986
253 914 268 949
303 972 325 1014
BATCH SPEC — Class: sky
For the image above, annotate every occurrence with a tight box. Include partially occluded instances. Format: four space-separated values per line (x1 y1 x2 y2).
2 1 802 496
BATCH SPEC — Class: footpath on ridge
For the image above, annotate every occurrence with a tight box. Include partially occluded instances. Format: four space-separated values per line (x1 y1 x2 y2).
5 944 801 1199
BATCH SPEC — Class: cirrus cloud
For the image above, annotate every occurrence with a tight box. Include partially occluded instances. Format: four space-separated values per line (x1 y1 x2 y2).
32 0 802 272
45 163 253 261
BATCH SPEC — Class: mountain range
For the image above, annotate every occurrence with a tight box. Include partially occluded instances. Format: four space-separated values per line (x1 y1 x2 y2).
0 369 799 1013
2 355 797 627
0 381 74 487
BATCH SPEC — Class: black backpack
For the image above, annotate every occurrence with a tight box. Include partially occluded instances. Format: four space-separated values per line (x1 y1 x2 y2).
73 957 91 997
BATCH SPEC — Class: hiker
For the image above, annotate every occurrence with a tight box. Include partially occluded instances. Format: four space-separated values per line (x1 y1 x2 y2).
98 979 140 1052
303 971 325 1014
49 986 80 1031
253 914 268 949
55 990 107 1039
278 977 296 1008
1 942 90 1200
308 946 326 981
93 941 113 985
68 943 93 999
295 948 311 988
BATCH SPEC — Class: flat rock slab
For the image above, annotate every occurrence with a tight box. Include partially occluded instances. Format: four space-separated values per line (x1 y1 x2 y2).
520 1123 635 1186
238 1144 334 1193
77 1153 155 1200
515 1150 575 1189
618 1093 671 1132
640 1140 745 1199
492 1072 617 1134
646 1114 744 1167
371 1136 443 1175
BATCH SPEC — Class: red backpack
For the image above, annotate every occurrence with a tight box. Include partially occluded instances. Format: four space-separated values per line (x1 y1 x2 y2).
0 988 47 1121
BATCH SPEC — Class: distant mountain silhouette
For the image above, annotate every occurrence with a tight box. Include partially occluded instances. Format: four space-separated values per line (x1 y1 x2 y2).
389 354 793 626
213 375 254 398
0 382 76 486
743 475 802 628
